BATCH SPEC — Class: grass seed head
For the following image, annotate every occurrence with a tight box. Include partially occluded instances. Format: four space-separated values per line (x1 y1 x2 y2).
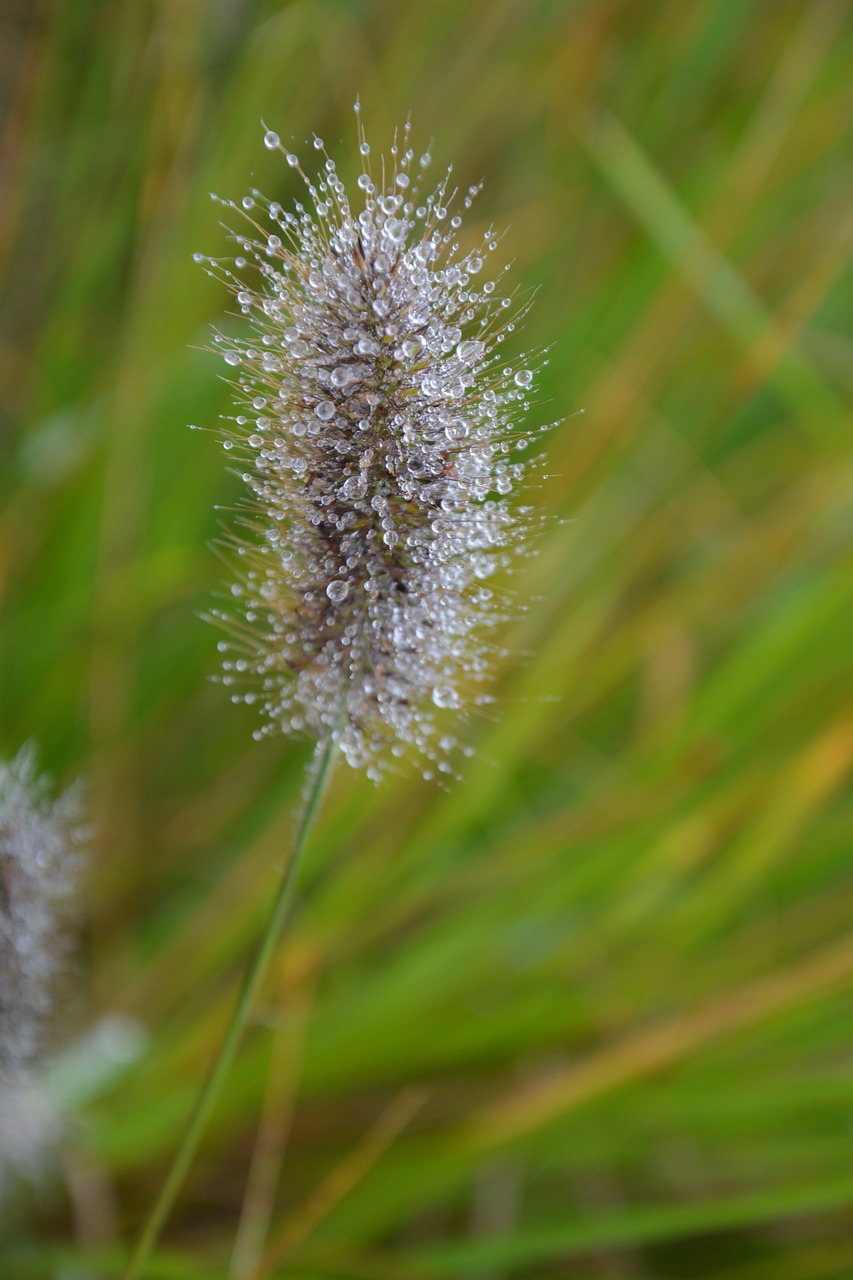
0 746 83 1078
200 108 549 779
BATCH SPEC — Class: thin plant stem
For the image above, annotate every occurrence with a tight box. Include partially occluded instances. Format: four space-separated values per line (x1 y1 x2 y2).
121 734 337 1280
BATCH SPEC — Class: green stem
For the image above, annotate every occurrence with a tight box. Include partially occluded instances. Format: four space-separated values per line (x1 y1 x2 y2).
122 734 337 1280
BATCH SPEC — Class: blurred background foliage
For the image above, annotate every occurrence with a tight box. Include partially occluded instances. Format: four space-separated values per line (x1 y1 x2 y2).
1 0 852 1276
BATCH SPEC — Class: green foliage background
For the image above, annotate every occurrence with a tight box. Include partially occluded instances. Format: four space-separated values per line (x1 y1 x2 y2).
2 1 852 1276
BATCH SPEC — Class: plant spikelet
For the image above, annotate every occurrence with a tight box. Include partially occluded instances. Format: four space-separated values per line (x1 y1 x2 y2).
0 747 83 1200
0 746 82 1076
199 107 550 778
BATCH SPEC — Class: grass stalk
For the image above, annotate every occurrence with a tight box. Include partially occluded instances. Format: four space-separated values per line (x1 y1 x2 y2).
121 734 337 1280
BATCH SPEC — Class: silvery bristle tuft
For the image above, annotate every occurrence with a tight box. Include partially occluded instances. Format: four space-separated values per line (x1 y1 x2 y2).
0 747 83 1076
0 746 84 1199
199 109 551 779
0 1073 61 1203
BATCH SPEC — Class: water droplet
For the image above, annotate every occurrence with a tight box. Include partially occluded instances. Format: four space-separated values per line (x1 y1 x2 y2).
263 130 280 149
514 369 533 388
331 365 360 387
340 475 367 500
315 400 336 421
224 352 241 366
286 153 299 168
385 218 407 242
242 196 254 210
360 142 370 156
407 455 432 479
432 686 460 709
457 339 484 363
327 580 349 604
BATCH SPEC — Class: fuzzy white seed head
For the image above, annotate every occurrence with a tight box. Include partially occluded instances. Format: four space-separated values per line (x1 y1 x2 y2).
0 747 83 1077
0 1072 62 1204
200 111 551 778
0 747 84 1203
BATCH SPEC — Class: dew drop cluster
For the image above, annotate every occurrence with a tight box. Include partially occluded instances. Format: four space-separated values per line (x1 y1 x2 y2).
199 110 549 778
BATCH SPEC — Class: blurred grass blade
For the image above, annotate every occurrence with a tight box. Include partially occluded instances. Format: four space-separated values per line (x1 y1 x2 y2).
577 107 850 447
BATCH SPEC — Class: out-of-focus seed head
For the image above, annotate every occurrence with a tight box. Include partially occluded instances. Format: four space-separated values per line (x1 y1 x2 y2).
198 107 551 779
0 747 83 1077
0 746 84 1205
0 1073 61 1205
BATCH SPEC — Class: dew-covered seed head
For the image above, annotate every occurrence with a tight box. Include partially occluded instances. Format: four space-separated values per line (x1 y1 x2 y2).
201 108 550 778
